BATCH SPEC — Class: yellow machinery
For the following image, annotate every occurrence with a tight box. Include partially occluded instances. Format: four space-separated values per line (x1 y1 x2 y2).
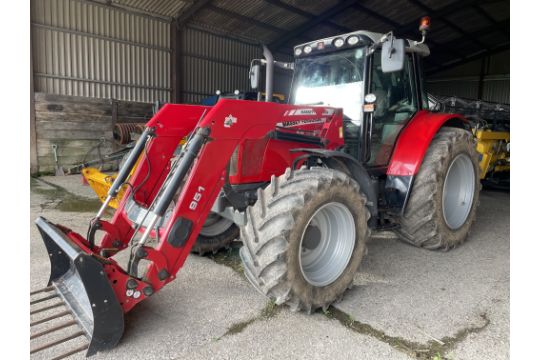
429 94 510 186
82 167 127 209
474 128 510 180
83 138 185 209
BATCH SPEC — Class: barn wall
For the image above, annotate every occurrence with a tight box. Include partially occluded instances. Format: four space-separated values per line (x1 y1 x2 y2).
34 93 153 174
426 50 510 104
31 0 171 103
180 26 293 104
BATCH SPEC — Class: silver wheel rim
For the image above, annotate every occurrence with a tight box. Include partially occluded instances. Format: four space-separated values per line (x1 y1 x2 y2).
199 214 233 237
299 202 356 287
442 153 475 230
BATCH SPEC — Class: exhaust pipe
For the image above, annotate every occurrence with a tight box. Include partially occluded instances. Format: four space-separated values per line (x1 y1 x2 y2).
262 45 274 102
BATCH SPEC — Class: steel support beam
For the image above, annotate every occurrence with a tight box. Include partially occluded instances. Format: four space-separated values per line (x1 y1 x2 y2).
171 22 182 103
79 0 170 22
477 56 486 99
352 2 466 61
395 0 492 36
206 4 288 34
406 0 491 51
263 0 351 33
426 19 509 63
269 0 358 51
30 21 38 175
176 0 214 25
426 43 509 75
173 0 215 104
473 5 510 38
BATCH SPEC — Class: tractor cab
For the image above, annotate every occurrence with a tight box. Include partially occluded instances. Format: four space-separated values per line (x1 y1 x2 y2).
251 28 431 170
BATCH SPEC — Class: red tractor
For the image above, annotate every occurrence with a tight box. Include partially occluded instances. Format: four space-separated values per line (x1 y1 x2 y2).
32 21 480 357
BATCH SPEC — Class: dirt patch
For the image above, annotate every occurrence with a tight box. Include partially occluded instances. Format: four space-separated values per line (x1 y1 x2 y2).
219 301 280 339
323 306 490 360
31 177 105 213
207 244 243 274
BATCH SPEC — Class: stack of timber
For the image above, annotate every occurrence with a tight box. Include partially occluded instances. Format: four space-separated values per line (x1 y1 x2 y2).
33 93 154 174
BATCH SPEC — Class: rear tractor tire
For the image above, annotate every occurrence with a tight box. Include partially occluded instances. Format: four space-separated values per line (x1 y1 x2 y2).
397 127 480 250
240 167 370 312
191 214 239 255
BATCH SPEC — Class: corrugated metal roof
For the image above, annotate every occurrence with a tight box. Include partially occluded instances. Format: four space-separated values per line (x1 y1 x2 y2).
111 0 192 18
87 0 508 75
281 0 342 16
446 7 491 33
361 0 423 26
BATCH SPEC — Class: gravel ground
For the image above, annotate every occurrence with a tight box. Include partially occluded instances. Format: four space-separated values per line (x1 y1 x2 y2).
30 175 509 360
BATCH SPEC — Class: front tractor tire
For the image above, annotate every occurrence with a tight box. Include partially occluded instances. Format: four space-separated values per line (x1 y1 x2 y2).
240 167 370 312
397 127 480 250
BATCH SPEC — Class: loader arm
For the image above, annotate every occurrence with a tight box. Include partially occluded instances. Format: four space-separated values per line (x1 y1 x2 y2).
35 98 344 355
104 99 344 305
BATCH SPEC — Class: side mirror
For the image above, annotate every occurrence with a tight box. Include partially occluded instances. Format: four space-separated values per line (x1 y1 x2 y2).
249 64 261 90
381 38 405 73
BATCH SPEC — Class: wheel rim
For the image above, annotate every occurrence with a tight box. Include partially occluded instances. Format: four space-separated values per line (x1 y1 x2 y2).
442 153 476 230
299 202 356 287
199 214 233 237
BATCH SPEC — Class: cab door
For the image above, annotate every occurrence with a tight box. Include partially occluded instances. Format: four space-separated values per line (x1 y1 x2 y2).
365 52 420 167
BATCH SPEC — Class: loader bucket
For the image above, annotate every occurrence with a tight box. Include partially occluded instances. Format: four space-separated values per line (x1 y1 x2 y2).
32 217 124 357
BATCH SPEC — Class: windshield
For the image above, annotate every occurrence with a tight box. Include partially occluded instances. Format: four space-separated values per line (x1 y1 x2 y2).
291 47 366 125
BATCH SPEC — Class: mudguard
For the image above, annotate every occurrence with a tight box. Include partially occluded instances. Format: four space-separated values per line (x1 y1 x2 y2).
384 110 469 214
386 110 469 176
290 148 378 223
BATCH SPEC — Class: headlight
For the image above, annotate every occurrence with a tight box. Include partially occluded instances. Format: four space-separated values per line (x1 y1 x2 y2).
294 48 302 56
347 36 359 45
333 38 345 48
303 45 312 54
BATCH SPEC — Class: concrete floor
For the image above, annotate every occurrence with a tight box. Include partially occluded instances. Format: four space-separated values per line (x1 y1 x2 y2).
30 175 509 360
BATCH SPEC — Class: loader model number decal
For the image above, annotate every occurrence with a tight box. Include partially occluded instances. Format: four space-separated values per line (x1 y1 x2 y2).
189 186 205 210
224 114 237 128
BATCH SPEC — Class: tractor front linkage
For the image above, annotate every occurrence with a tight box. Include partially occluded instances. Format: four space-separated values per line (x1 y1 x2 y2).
32 99 343 357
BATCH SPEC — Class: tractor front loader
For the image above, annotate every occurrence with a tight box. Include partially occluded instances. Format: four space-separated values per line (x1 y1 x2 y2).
31 19 481 358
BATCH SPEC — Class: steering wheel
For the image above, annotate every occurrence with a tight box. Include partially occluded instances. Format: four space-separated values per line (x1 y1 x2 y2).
388 99 414 113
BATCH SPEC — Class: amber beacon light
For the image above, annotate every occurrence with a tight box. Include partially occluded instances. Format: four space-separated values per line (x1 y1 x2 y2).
419 16 431 33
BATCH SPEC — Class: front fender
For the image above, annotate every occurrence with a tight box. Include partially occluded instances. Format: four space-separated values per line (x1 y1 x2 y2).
386 110 469 176
290 148 378 225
